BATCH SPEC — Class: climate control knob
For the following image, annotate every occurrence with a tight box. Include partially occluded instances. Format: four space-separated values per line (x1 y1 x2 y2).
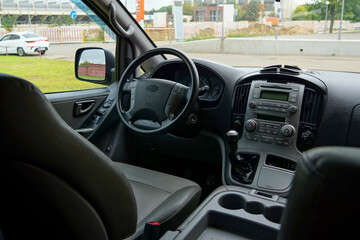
281 125 296 137
248 101 256 108
289 105 298 114
245 119 257 132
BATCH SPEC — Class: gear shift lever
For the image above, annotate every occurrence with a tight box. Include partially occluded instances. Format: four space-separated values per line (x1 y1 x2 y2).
226 130 239 160
226 130 253 184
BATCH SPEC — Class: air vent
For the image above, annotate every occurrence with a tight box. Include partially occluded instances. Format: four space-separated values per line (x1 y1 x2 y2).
300 88 323 124
233 84 250 115
260 65 302 75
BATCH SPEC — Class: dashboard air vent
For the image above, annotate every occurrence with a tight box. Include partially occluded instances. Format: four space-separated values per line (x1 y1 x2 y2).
233 84 250 115
260 65 302 75
300 88 323 124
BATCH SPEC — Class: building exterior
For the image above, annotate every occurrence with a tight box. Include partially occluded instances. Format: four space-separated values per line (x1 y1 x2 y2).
194 4 234 22
175 0 298 20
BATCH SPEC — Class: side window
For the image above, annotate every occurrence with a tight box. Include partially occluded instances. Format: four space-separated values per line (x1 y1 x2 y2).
0 0 115 94
10 35 20 40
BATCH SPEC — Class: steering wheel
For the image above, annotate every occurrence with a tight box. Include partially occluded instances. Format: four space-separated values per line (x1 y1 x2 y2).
116 48 199 135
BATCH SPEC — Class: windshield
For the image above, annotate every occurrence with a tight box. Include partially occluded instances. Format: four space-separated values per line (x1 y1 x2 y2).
120 0 360 73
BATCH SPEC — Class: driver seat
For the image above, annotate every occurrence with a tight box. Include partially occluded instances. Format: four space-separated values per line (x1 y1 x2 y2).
0 74 201 240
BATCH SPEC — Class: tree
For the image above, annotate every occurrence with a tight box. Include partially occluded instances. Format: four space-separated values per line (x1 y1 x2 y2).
183 3 195 16
1 15 18 31
49 15 75 26
243 1 266 21
234 4 245 21
292 4 321 21
312 0 360 33
158 5 172 14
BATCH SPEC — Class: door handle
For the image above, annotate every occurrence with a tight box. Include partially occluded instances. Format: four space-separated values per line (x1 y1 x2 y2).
74 100 95 117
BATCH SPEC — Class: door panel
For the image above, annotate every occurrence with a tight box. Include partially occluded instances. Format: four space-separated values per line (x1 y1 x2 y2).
46 88 109 130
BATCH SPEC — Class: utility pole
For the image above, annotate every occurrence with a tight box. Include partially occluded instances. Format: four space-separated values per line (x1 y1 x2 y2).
216 0 219 22
222 0 224 37
324 1 329 33
28 0 31 25
338 0 345 40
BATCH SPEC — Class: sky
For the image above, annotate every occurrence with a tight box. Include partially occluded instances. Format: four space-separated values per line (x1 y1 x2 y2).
120 0 311 13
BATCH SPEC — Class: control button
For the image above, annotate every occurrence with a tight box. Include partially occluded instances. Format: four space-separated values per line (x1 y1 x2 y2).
260 122 266 128
273 124 280 129
263 106 269 110
266 124 273 128
276 138 284 145
258 106 264 110
274 108 282 112
280 104 288 108
265 129 272 134
281 109 288 113
281 125 295 137
103 99 114 108
245 133 259 141
289 92 298 97
283 140 292 146
245 119 257 132
272 130 279 135
289 97 297 102
249 101 256 108
261 136 273 144
259 102 266 106
259 128 265 133
289 105 298 113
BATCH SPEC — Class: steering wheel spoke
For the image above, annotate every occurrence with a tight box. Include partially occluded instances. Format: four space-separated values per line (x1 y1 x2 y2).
122 79 138 92
165 83 189 120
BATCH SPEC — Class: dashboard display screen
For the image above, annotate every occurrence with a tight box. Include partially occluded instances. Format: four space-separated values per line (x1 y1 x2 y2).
257 114 285 122
260 91 288 101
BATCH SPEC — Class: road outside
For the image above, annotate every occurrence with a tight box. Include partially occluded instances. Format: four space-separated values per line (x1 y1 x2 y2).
43 33 360 73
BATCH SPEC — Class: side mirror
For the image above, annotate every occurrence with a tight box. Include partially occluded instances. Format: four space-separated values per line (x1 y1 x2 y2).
75 47 115 85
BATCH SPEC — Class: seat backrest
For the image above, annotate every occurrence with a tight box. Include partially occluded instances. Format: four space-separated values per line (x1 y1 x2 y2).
279 147 360 240
0 74 137 239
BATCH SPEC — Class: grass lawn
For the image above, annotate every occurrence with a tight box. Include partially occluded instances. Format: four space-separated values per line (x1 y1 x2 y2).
0 56 105 93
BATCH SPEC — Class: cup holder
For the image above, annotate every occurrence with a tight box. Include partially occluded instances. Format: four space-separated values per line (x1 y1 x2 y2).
218 194 285 224
244 201 264 215
264 206 284 224
218 194 246 210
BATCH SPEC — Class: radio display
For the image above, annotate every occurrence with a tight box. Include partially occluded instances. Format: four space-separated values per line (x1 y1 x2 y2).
257 114 285 122
260 91 288 101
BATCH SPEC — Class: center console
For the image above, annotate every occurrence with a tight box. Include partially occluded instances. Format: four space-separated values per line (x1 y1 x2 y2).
227 80 305 195
161 186 286 240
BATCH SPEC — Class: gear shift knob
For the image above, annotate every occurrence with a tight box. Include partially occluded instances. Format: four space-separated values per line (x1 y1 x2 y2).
226 130 239 157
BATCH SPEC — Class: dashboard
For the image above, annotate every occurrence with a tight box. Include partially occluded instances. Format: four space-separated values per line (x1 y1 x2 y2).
135 57 360 196
150 62 224 102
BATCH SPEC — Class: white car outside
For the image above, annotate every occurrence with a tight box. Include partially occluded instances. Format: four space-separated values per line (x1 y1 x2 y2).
0 32 50 56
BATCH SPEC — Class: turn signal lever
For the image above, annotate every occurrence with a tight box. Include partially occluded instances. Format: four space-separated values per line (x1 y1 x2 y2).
226 130 254 184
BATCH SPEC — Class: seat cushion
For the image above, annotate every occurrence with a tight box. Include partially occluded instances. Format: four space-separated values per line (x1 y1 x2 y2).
115 162 201 239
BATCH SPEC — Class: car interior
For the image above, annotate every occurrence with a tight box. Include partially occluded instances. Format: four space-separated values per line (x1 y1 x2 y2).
1 0 360 239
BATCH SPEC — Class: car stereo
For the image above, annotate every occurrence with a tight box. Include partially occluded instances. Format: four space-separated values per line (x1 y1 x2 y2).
243 80 304 148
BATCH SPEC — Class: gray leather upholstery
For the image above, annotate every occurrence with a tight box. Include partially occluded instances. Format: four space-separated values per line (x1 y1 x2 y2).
0 73 201 239
279 147 360 240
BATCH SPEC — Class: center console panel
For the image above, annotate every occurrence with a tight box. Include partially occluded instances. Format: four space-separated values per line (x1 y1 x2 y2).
227 80 305 195
161 186 286 240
